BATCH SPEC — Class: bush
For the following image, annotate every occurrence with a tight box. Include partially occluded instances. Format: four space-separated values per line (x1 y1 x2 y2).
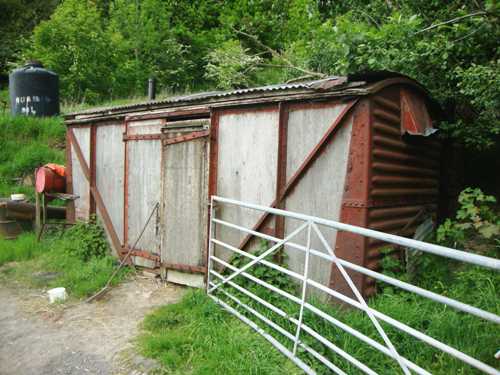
62 216 109 261
437 187 500 247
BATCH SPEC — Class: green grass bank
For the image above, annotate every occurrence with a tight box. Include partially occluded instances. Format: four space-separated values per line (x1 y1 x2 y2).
0 113 65 199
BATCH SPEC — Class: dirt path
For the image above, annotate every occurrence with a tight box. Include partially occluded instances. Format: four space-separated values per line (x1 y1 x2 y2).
0 277 186 375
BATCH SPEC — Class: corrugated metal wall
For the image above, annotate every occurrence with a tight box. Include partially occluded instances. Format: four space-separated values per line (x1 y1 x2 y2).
366 86 441 295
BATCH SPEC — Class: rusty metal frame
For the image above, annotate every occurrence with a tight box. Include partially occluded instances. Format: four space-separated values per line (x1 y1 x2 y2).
163 262 206 274
234 99 359 251
361 86 441 297
212 103 280 117
68 128 122 258
123 248 160 263
123 134 162 141
330 98 372 296
205 109 220 280
162 129 209 146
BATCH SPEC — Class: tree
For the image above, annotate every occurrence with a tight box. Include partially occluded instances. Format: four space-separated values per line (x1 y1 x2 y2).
24 0 117 103
108 0 190 95
204 39 263 89
277 1 500 149
0 0 59 83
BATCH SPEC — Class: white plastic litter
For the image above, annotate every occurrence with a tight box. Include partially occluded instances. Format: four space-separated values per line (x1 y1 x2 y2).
48 287 67 303
10 194 26 201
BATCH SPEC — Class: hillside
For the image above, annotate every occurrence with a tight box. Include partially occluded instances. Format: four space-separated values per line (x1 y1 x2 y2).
0 114 65 199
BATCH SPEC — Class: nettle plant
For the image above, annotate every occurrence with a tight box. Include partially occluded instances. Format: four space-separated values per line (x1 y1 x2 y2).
62 215 110 261
437 188 500 248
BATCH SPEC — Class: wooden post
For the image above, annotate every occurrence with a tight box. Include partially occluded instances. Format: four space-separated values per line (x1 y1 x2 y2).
35 191 41 233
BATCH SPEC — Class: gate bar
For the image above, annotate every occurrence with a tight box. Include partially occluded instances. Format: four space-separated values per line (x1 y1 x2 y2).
212 196 500 270
212 218 500 323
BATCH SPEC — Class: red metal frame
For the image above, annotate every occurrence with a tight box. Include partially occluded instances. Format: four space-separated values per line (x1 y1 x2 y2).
363 86 441 296
205 109 219 280
123 134 162 141
163 262 206 274
329 99 372 298
162 130 209 146
123 248 160 263
286 99 341 112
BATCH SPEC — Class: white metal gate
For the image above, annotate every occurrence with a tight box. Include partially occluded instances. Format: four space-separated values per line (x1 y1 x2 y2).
206 196 500 375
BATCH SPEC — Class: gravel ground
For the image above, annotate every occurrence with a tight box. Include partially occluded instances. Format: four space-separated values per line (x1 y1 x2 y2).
0 275 186 375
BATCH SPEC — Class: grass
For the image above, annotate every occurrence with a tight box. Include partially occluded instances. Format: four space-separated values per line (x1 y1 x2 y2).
138 245 499 375
0 221 128 299
60 86 215 114
138 289 301 375
0 113 65 199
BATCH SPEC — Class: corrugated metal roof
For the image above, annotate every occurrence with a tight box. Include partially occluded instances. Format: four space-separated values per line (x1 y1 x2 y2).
65 71 437 119
66 76 352 117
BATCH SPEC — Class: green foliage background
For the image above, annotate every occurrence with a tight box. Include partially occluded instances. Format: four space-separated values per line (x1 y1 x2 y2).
1 0 498 149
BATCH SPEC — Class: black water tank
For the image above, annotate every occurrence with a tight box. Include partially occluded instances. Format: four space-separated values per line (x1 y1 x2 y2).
9 61 59 116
